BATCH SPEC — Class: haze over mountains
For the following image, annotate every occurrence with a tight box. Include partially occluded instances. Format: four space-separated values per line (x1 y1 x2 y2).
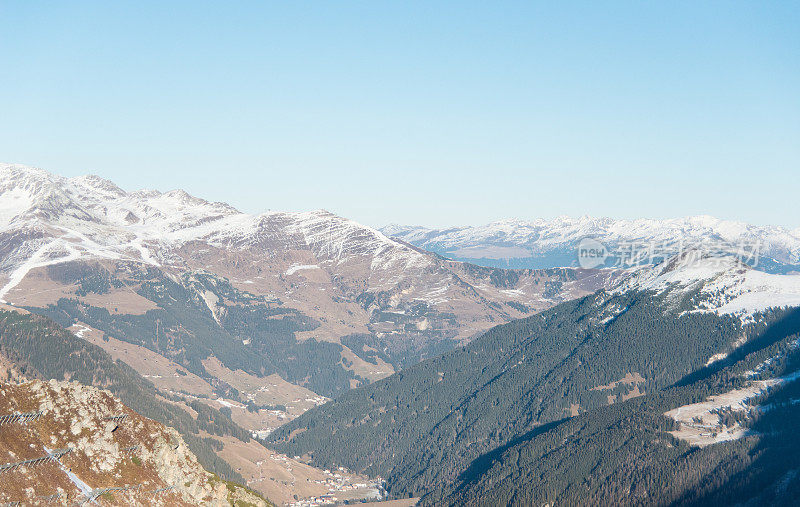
383 217 800 272
1 0 794 504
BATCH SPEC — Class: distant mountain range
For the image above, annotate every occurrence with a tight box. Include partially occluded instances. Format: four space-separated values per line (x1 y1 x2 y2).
382 216 800 272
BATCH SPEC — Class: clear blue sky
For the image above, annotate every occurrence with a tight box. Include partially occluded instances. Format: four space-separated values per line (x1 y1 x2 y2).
1 2 798 228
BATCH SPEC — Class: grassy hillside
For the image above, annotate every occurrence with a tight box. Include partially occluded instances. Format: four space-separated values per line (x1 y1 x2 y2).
28 266 359 398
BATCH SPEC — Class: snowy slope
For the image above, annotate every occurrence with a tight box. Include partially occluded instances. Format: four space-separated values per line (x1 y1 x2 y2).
0 163 433 300
382 216 800 272
613 250 800 319
0 164 425 260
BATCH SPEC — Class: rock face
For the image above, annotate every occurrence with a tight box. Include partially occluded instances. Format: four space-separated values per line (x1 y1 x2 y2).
0 379 269 506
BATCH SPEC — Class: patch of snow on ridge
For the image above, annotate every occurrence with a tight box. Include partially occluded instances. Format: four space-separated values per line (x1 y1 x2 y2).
613 251 742 293
704 269 800 315
613 251 800 318
665 379 771 447
0 186 33 225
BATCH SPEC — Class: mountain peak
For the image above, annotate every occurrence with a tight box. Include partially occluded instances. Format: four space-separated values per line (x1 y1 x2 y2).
0 162 54 178
0 163 61 193
70 174 127 198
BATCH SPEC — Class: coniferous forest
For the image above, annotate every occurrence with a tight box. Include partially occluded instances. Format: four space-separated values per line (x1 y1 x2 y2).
267 290 800 504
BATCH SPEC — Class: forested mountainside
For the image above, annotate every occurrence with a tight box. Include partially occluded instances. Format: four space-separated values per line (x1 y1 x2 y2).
24 264 350 398
0 310 251 484
0 378 269 506
0 163 616 399
382 216 800 272
429 307 800 506
268 254 800 502
268 291 755 494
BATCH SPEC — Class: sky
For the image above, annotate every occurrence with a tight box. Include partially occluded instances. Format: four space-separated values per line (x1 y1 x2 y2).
0 2 798 229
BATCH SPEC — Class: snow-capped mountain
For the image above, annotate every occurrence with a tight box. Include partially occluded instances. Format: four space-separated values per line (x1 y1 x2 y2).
382 216 800 273
0 163 614 398
0 163 426 291
0 163 475 304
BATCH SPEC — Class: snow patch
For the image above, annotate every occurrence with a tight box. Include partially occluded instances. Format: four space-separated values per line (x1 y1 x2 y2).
285 264 321 276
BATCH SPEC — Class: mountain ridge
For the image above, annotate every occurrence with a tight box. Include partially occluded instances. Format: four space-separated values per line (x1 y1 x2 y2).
0 162 616 434
0 163 614 355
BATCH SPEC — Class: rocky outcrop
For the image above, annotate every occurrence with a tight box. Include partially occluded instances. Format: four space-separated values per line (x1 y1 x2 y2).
0 379 270 506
